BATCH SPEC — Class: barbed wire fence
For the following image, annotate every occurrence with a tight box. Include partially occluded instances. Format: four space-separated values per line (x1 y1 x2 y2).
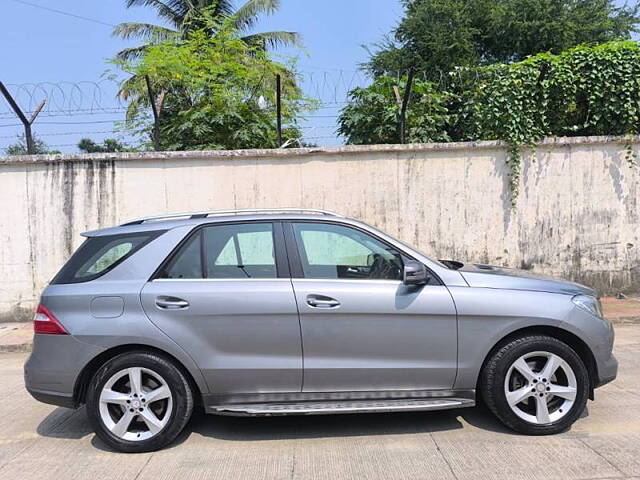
0 68 384 154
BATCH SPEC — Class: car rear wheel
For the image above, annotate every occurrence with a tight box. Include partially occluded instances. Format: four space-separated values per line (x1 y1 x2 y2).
481 335 589 435
86 352 193 453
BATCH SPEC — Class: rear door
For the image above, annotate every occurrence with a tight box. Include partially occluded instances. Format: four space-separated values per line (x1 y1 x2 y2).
141 222 302 395
285 221 458 393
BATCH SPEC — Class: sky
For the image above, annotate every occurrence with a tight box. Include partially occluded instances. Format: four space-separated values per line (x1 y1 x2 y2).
0 0 404 153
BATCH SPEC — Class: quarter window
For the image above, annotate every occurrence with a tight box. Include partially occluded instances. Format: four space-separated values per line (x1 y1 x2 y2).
52 231 163 284
292 223 403 280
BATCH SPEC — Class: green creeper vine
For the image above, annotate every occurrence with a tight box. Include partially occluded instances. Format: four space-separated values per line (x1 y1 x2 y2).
339 41 640 208
469 42 640 207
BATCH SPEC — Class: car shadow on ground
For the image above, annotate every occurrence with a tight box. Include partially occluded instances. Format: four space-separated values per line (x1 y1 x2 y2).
36 403 518 452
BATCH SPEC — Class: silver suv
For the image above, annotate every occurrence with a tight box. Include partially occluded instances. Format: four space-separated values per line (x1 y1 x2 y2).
25 209 617 453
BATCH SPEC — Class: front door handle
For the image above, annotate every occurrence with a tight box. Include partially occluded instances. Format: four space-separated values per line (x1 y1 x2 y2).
155 296 190 310
307 295 341 309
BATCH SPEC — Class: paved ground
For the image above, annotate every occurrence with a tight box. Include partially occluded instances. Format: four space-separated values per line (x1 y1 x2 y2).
0 325 638 480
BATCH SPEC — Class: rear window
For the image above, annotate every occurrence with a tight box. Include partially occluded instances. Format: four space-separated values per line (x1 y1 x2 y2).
51 231 164 284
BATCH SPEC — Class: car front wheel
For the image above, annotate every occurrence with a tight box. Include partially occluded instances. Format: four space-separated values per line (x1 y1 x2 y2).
86 351 193 453
481 335 589 435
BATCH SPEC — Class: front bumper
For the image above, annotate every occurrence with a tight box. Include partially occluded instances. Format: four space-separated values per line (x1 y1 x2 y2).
595 352 618 388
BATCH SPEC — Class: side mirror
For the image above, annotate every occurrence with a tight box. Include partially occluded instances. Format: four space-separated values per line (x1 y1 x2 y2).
403 260 428 285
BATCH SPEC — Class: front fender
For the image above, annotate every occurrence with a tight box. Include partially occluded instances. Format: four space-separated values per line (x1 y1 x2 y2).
450 287 576 390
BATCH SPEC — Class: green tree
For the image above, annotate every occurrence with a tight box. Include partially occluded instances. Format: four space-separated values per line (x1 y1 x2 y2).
78 138 129 153
118 22 311 151
338 76 454 145
3 135 60 155
367 0 640 80
113 0 300 62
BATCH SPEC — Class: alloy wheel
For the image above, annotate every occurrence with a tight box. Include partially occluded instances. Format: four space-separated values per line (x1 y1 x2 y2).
504 351 578 425
98 367 173 441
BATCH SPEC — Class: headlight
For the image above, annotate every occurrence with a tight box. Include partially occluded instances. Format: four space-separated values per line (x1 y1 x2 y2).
572 295 603 318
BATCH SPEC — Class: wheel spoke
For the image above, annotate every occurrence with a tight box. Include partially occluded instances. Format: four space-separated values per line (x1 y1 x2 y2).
111 410 134 437
535 395 551 424
548 384 577 401
101 389 130 406
139 408 165 434
513 357 536 382
128 367 143 395
506 386 533 407
540 354 562 381
145 384 170 404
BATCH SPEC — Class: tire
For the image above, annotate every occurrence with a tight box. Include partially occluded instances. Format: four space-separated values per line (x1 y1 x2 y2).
481 335 589 435
86 351 194 453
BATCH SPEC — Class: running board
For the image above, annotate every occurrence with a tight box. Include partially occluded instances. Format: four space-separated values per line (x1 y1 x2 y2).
208 398 475 416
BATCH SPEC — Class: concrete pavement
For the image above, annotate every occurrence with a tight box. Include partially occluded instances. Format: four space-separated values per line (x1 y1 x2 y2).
0 325 639 480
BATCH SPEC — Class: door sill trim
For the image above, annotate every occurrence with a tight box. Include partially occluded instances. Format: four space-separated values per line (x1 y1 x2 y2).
203 389 475 416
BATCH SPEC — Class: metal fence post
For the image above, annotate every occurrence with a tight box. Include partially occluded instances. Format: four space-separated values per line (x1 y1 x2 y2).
399 67 415 144
276 74 283 147
0 81 45 154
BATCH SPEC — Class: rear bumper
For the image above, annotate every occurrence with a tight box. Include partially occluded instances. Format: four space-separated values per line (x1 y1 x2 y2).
24 334 104 407
26 387 76 409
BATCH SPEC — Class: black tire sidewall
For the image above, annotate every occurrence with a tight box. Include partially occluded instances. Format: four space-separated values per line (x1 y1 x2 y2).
86 351 193 453
482 335 589 435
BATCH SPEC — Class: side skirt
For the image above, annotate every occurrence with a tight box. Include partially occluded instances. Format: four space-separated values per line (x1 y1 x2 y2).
202 389 476 417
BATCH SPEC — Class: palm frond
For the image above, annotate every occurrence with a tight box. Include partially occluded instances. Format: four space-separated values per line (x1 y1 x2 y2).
232 0 280 32
242 30 302 50
115 45 151 62
112 22 178 41
205 0 235 17
124 0 185 26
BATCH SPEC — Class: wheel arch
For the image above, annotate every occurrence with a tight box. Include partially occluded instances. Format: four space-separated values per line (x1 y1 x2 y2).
73 344 204 407
477 325 598 400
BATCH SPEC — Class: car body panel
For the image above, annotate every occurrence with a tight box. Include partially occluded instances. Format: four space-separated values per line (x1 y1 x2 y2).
459 264 597 296
24 333 104 407
451 287 575 389
292 279 458 391
140 278 303 394
29 279 210 398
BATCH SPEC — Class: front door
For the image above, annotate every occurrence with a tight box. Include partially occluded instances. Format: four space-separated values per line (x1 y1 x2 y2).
141 222 302 395
285 221 458 393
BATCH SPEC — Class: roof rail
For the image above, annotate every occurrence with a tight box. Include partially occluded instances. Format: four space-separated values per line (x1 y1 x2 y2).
121 208 342 226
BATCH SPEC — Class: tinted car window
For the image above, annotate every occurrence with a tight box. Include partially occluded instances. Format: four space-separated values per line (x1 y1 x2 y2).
204 224 276 279
292 223 403 280
52 231 163 284
161 231 203 279
159 223 277 279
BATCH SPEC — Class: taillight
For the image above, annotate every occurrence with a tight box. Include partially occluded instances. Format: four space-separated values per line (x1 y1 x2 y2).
33 304 68 335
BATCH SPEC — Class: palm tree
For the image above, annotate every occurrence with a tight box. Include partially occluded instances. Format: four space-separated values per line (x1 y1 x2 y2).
113 0 301 61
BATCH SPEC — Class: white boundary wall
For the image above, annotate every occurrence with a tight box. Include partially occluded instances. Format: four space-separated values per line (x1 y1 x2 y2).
1 136 638 321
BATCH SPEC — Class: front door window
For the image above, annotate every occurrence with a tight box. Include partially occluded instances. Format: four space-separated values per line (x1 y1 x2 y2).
292 222 403 280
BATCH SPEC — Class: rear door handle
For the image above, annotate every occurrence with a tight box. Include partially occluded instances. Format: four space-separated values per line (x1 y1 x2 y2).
306 295 341 309
155 296 190 310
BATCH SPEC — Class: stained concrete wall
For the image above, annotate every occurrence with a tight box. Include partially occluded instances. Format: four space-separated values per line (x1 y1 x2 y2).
1 136 639 321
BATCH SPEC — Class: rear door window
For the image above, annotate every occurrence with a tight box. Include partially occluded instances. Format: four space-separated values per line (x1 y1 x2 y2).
52 231 163 284
158 223 278 280
206 224 276 278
